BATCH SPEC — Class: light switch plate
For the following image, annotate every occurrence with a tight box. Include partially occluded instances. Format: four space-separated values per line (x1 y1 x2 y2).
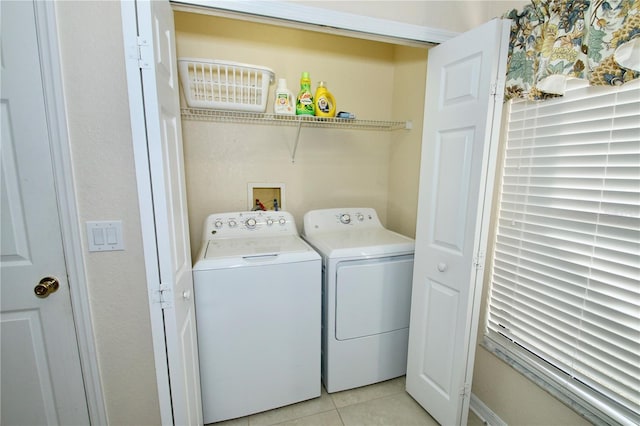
86 221 124 252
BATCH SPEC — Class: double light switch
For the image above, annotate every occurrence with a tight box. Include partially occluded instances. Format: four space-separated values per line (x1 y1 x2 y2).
86 221 124 252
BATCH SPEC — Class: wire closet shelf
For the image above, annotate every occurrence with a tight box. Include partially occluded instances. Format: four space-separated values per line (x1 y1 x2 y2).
180 108 410 131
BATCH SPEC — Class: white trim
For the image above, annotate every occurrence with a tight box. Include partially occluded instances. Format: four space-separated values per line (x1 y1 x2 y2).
34 1 108 424
120 2 174 424
459 18 512 425
122 0 458 422
171 0 458 46
470 393 508 426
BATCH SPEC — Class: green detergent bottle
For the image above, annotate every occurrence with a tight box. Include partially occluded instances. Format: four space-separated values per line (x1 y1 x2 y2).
296 72 315 116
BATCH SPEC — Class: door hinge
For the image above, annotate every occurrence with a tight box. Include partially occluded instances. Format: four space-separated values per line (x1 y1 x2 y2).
151 284 173 309
459 383 471 398
490 77 506 97
137 36 151 69
473 252 485 270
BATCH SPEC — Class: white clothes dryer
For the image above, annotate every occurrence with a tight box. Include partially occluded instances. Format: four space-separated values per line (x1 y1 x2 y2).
302 208 415 393
193 211 321 423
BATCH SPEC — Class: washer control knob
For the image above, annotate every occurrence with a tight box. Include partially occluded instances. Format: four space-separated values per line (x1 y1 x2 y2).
214 220 223 228
278 217 287 226
228 219 237 228
266 218 274 226
356 214 365 222
245 218 257 229
340 214 351 224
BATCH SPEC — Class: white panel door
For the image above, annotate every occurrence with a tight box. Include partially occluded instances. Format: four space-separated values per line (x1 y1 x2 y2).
0 1 90 425
406 19 510 426
133 1 202 424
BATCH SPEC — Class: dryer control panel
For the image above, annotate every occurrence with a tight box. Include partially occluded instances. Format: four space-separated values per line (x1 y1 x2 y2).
302 207 382 235
203 211 297 240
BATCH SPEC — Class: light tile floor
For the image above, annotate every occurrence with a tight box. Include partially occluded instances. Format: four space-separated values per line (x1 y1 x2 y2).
209 376 484 426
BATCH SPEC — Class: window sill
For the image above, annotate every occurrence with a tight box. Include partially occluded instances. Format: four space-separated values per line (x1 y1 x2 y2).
481 334 639 426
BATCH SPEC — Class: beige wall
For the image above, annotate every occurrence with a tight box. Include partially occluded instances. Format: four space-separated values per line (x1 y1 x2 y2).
387 46 428 238
53 0 586 425
55 2 161 425
175 12 427 254
294 0 527 34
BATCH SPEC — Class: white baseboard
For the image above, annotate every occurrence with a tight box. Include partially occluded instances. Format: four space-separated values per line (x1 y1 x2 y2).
470 393 507 426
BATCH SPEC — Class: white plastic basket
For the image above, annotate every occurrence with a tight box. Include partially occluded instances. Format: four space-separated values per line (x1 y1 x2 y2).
178 58 275 112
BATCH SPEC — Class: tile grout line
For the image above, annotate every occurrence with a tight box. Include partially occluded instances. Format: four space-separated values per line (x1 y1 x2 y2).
335 408 347 426
269 408 343 426
329 381 407 410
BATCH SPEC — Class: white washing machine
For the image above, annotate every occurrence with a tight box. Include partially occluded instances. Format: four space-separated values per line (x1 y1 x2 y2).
302 208 415 393
193 211 321 423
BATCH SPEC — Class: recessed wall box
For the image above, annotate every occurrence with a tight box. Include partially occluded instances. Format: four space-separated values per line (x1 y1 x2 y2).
247 183 285 211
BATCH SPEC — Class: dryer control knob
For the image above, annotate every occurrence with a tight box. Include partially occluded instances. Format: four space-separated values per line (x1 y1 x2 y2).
214 220 224 228
228 219 237 228
356 214 365 222
278 217 287 225
245 218 257 229
340 214 351 224
266 218 274 226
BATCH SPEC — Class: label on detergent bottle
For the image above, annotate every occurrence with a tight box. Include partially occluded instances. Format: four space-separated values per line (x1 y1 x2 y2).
316 94 332 114
276 92 290 107
297 92 314 115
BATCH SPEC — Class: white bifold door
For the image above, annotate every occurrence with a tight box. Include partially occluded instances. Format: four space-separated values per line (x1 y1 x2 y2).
406 19 511 426
121 0 202 424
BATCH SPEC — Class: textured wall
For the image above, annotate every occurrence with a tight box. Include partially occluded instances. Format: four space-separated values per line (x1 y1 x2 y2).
55 2 162 424
175 12 409 254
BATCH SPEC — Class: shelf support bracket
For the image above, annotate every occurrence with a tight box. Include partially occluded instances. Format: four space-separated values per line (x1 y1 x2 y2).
291 121 303 163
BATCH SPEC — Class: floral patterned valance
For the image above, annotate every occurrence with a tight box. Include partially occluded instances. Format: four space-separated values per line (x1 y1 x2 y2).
503 0 640 100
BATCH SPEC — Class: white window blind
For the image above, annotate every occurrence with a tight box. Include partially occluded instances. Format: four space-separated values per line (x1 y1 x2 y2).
486 80 640 424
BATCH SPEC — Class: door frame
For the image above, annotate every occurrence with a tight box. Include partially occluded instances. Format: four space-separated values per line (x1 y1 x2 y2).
32 1 107 424
121 1 513 421
122 0 467 422
170 0 459 46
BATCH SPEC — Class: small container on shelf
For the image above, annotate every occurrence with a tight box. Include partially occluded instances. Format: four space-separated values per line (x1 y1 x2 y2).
274 78 295 115
296 72 315 116
314 81 336 118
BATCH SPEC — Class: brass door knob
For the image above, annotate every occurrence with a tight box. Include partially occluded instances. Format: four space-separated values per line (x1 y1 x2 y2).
34 277 60 298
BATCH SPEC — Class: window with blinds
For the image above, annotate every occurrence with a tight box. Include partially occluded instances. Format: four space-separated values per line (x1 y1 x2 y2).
486 80 640 424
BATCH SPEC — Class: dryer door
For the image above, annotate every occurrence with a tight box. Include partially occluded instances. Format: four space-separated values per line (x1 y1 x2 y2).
335 255 413 340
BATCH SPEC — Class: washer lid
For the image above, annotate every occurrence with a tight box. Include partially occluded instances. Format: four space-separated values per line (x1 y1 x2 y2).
194 235 319 270
303 228 414 258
